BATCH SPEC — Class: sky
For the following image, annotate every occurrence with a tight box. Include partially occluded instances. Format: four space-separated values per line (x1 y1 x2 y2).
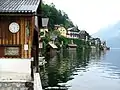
44 0 120 35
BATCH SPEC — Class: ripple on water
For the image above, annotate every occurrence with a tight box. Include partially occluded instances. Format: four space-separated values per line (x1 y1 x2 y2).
42 49 120 90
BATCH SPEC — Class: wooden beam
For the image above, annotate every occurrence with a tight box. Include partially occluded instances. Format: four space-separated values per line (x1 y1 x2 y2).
0 14 43 16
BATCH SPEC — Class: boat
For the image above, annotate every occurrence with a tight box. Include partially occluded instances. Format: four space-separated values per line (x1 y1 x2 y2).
106 47 110 50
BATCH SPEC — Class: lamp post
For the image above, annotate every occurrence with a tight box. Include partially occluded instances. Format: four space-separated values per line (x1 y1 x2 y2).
42 18 49 27
39 18 49 56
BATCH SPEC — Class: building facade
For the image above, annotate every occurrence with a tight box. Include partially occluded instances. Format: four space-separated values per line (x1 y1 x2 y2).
67 27 80 39
54 25 67 37
0 0 40 59
79 30 90 41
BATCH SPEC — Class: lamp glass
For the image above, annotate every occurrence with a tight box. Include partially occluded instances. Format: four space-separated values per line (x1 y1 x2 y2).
42 18 49 27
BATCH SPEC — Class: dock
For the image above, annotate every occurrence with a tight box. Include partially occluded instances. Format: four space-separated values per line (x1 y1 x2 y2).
0 58 43 90
34 73 42 90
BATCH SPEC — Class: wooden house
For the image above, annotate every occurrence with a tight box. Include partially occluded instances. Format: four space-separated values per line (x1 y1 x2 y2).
79 30 90 41
67 44 77 51
67 27 80 39
46 42 58 57
0 0 41 59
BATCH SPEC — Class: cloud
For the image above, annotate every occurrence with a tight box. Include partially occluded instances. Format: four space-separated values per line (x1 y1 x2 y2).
44 0 120 34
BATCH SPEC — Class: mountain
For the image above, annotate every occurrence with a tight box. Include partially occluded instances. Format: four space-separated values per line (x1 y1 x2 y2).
92 21 120 48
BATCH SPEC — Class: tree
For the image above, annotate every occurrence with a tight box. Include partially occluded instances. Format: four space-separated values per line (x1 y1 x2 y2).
37 3 74 30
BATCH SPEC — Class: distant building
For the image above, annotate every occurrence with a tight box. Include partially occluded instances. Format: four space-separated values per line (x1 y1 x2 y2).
79 30 90 41
101 41 106 47
90 37 101 46
95 38 101 46
67 27 80 39
54 25 67 37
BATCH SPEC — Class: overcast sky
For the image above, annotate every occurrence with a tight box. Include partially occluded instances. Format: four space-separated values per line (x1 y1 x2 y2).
44 0 120 34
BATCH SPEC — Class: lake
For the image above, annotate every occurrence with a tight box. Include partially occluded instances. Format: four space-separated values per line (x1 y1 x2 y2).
40 48 120 90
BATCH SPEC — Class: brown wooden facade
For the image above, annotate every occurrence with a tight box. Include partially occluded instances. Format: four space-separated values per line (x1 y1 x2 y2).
0 16 37 58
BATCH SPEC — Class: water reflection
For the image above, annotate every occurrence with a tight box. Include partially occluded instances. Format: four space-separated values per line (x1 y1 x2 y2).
40 49 120 90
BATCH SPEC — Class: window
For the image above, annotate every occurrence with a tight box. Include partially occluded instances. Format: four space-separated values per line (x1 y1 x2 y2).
0 45 21 57
5 47 20 56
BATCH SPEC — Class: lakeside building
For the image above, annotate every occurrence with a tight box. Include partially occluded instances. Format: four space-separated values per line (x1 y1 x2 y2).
79 30 90 41
0 0 42 89
54 24 67 37
0 0 40 59
67 27 80 39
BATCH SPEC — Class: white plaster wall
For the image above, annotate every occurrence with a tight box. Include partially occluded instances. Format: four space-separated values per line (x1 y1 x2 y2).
0 58 31 74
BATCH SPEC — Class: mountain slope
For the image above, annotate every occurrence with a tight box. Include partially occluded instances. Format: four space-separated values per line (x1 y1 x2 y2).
92 21 120 48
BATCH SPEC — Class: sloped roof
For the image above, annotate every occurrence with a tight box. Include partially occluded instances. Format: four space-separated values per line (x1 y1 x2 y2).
0 0 40 13
68 44 77 47
67 27 80 32
67 27 74 31
80 30 86 34
48 42 58 49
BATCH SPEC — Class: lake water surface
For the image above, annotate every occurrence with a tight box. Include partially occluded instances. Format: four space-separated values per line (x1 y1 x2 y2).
40 49 120 90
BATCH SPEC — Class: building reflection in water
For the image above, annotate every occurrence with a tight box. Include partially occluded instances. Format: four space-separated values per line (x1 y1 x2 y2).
40 49 103 89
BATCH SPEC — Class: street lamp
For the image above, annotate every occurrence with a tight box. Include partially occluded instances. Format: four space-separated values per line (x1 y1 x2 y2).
39 18 49 55
39 18 49 38
42 18 49 27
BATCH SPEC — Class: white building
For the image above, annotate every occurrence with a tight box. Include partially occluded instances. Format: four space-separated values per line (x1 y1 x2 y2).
67 27 80 39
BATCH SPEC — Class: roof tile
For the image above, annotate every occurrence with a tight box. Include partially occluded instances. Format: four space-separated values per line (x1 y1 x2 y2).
0 0 40 13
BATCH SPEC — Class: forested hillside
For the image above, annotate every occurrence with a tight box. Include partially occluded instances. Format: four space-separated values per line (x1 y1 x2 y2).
38 3 74 30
